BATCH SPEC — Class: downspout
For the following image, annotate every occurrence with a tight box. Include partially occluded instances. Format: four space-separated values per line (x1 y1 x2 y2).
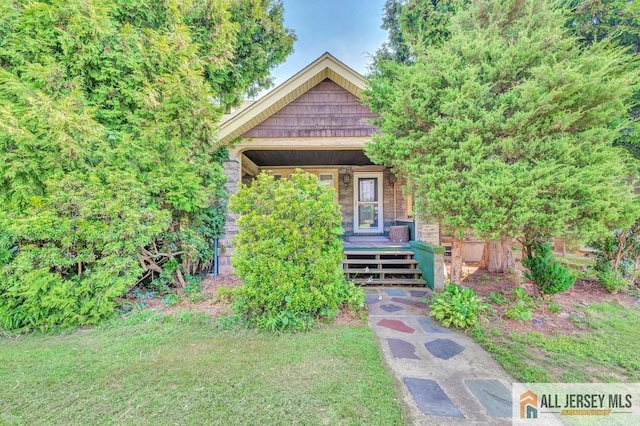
212 238 219 277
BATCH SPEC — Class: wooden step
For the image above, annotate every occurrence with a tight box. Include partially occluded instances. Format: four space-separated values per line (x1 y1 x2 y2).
343 268 422 275
343 250 414 256
343 259 419 265
353 278 427 286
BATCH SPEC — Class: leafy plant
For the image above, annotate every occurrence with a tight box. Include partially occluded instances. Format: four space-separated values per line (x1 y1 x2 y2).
225 171 364 332
337 281 367 314
504 287 535 321
512 287 534 304
547 300 562 314
429 283 487 328
505 302 534 321
595 268 629 293
523 242 576 294
489 291 508 305
183 275 207 302
162 293 181 307
627 286 640 300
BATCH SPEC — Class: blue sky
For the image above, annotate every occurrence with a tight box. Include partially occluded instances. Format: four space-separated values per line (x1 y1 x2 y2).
269 0 388 87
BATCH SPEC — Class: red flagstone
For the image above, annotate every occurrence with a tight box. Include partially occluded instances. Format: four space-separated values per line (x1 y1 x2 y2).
377 319 415 334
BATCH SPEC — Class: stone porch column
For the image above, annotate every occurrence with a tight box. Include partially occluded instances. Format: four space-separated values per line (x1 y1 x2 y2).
218 157 241 275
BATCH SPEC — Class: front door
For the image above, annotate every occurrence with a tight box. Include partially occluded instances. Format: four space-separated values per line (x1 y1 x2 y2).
354 172 384 234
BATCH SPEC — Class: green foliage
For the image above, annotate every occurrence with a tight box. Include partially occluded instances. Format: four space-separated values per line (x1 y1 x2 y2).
162 293 181 307
337 280 367 314
627 285 640 299
376 0 469 64
0 0 293 331
183 275 207 302
595 268 629 293
366 0 639 248
227 171 362 332
591 220 640 292
505 303 533 321
523 243 576 294
504 287 535 321
429 283 487 328
489 291 508 305
547 299 562 314
562 0 640 54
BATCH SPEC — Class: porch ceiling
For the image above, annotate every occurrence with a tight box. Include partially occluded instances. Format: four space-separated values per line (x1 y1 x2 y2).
243 149 374 167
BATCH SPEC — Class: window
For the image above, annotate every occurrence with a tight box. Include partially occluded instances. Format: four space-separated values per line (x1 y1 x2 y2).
318 174 334 188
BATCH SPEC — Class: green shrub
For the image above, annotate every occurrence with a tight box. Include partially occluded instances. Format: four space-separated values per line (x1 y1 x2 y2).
183 275 207 302
591 227 640 293
162 293 181 307
429 284 487 328
504 287 535 321
595 268 629 293
523 242 576 294
226 171 363 332
0 1 292 332
338 281 367 314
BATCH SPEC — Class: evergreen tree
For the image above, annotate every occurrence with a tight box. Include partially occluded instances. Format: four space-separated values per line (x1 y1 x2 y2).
365 0 639 283
0 0 294 330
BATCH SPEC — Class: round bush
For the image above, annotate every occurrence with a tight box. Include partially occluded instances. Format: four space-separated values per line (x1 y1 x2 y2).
523 242 576 294
228 170 361 331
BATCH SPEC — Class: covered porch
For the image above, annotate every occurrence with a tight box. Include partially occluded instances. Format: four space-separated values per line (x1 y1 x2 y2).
236 147 414 237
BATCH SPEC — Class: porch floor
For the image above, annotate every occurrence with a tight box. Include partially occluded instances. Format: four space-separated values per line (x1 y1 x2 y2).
343 236 410 249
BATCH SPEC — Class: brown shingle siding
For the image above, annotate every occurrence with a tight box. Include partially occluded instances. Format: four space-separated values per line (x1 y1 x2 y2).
243 79 377 138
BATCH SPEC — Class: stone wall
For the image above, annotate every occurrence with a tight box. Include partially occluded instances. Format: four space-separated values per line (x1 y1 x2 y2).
415 220 440 246
218 159 240 275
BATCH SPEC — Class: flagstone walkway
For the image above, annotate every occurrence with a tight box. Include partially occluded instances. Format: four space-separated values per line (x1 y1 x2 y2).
366 287 515 425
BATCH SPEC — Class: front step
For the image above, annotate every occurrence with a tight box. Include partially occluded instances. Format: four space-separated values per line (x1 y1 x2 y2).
343 259 419 265
343 268 423 275
343 249 427 287
353 278 427 285
344 250 414 256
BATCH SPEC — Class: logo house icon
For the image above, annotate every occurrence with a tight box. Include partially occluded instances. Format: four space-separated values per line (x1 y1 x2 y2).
520 391 538 419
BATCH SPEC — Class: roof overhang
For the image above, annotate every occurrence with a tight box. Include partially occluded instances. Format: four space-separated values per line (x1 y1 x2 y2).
242 149 373 167
216 52 368 147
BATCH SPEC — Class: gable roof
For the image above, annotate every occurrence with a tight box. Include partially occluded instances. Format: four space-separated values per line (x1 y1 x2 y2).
216 52 368 146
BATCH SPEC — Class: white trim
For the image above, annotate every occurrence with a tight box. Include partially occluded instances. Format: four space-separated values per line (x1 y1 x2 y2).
353 172 384 234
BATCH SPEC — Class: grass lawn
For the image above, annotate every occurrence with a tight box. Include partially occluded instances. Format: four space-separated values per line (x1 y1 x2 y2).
0 310 404 425
473 302 640 383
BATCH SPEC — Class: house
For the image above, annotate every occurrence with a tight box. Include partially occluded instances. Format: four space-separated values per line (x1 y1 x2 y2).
215 53 478 288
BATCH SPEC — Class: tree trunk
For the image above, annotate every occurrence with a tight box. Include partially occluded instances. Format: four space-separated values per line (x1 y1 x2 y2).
613 231 627 272
450 237 463 284
480 236 515 273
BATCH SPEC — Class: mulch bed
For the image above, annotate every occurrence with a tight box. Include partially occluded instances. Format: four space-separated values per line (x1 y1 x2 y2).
458 264 639 336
